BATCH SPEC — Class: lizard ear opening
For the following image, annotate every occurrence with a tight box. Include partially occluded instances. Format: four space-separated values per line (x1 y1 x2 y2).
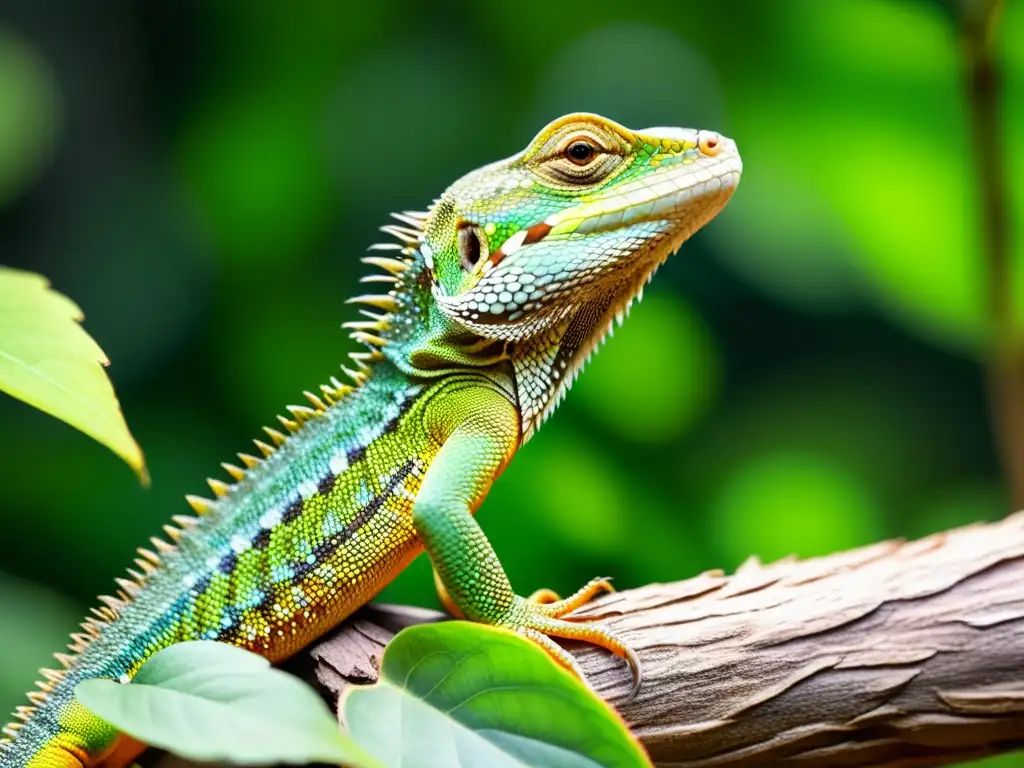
457 223 487 273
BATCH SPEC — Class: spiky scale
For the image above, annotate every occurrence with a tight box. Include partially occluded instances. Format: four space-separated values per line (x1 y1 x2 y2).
97 595 123 611
276 415 299 434
150 537 174 555
137 547 161 566
350 350 383 365
263 426 288 446
253 439 276 458
286 404 318 423
163 524 182 542
350 331 389 348
318 384 337 404
358 309 389 323
221 462 246 481
379 224 421 243
135 558 157 575
303 391 327 412
361 256 408 275
360 274 399 285
207 478 231 498
89 607 110 622
342 319 386 333
185 494 214 515
237 453 261 469
115 578 142 598
341 366 367 386
348 294 398 312
390 211 427 228
365 241 404 252
171 514 198 529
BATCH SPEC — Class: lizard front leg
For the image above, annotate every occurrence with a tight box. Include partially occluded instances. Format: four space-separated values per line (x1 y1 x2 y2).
416 386 641 701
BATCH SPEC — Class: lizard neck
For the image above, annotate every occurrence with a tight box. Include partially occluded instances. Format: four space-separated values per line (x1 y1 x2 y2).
373 250 509 378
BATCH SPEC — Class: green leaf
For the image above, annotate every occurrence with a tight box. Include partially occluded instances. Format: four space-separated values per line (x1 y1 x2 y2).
343 622 651 768
76 641 377 767
0 267 146 482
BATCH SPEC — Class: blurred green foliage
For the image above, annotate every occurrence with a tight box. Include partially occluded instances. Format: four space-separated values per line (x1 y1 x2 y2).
0 1 1021 764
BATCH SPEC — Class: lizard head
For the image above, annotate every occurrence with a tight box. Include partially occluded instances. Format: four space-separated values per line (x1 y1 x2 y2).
372 113 741 437
423 113 741 338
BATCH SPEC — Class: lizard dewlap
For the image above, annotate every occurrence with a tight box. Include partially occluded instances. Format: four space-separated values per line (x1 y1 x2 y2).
1 113 741 768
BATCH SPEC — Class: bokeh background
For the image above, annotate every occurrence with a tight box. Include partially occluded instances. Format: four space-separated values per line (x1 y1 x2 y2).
0 1 1021 765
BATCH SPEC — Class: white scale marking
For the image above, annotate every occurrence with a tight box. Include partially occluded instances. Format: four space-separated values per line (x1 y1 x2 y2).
329 451 349 475
259 507 283 529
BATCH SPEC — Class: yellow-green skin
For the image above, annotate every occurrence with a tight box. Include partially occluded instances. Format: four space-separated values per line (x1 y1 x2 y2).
1 113 741 768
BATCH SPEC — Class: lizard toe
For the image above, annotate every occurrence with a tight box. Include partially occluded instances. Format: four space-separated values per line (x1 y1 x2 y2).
530 576 615 618
504 591 641 705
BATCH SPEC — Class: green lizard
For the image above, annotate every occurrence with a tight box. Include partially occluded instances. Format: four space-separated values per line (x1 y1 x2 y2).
1 112 741 768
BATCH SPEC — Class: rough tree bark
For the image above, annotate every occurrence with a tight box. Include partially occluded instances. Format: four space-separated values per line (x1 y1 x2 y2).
299 513 1024 767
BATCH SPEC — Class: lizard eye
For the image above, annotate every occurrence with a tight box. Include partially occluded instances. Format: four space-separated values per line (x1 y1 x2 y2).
531 126 624 187
457 224 486 272
565 140 596 165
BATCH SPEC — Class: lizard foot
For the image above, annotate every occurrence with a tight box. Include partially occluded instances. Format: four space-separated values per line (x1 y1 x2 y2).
505 577 641 704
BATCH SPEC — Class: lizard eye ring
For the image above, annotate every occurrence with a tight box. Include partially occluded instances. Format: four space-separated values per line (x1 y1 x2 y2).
698 131 722 157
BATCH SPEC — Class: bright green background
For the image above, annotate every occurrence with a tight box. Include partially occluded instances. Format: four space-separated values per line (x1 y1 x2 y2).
0 1 1021 766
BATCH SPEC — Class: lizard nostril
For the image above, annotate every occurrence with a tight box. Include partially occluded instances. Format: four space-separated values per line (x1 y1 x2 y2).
698 131 722 157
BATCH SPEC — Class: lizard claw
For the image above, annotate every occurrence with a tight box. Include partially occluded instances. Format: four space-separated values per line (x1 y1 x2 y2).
504 577 641 704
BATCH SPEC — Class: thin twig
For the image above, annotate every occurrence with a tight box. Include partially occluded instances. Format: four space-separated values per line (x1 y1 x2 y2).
960 0 1024 503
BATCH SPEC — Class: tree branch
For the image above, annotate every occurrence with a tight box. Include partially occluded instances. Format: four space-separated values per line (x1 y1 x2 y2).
301 513 1024 767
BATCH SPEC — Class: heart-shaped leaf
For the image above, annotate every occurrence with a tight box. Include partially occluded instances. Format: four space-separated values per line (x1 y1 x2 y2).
0 267 146 482
76 641 377 767
343 622 651 768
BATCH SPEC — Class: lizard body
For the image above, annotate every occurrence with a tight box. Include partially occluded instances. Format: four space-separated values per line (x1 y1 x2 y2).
1 113 741 768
